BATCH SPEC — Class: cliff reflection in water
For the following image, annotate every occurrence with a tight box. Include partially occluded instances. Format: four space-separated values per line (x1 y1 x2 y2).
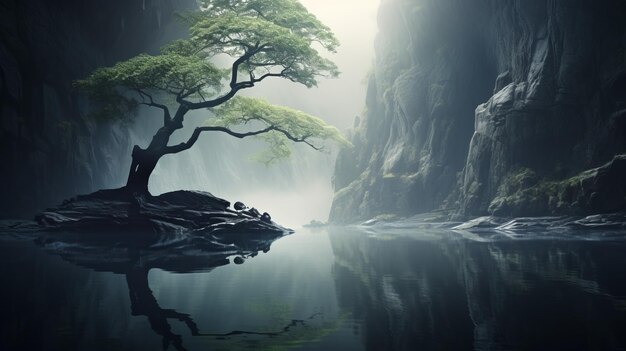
1 226 626 350
328 228 626 350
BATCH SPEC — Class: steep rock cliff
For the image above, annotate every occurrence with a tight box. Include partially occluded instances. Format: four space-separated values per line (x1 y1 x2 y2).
331 0 626 222
0 0 195 218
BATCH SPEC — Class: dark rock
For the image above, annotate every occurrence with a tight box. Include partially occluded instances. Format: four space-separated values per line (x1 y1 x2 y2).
156 190 230 211
233 256 245 265
260 212 271 223
234 201 247 211
246 208 261 218
451 212 626 234
487 155 626 217
34 189 292 235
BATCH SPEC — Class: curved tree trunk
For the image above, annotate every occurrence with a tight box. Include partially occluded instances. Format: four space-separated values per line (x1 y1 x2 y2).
120 97 314 194
124 112 183 193
126 146 163 194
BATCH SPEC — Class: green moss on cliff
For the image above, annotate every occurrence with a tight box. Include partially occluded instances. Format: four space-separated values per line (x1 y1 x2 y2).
489 156 626 216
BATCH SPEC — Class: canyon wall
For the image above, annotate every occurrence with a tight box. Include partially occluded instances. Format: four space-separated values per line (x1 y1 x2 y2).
332 0 626 222
0 0 195 218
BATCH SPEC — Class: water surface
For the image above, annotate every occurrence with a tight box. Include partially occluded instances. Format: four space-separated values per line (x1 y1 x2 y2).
1 226 626 351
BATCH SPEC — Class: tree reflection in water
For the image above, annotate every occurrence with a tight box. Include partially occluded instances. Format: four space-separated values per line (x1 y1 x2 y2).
36 229 299 351
12 225 626 350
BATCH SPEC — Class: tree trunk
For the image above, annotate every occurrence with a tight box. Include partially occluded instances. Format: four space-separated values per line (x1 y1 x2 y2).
125 145 163 194
124 106 187 194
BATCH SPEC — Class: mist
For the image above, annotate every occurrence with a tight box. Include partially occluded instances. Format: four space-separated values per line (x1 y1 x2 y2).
148 0 380 228
4 1 626 350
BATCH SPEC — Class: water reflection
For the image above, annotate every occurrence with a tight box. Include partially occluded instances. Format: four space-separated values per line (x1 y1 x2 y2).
125 267 324 351
328 228 626 350
1 226 626 350
126 267 193 350
33 230 290 351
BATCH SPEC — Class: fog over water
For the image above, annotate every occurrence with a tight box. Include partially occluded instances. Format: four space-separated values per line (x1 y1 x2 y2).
147 1 380 228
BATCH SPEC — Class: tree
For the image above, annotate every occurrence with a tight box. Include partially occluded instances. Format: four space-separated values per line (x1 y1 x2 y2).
76 0 348 194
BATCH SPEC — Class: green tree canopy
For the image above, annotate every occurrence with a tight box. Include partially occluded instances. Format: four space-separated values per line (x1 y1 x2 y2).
76 0 347 170
211 97 351 164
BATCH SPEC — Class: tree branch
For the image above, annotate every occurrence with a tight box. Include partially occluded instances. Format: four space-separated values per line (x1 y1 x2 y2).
135 89 171 125
230 50 257 89
251 71 285 83
182 87 243 110
164 125 320 155
179 47 267 110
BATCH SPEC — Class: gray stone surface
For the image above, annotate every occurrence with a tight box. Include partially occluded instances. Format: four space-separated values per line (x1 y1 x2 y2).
331 0 626 223
34 189 290 235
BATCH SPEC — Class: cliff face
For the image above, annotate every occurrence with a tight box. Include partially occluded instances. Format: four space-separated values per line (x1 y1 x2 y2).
331 0 626 222
0 0 195 218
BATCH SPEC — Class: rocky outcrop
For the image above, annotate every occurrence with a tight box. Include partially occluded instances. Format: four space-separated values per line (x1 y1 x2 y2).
0 0 195 218
487 154 626 217
331 0 495 223
34 189 289 235
331 0 626 223
460 1 626 217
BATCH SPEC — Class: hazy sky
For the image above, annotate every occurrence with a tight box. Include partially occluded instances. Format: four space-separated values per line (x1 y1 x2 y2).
248 0 380 130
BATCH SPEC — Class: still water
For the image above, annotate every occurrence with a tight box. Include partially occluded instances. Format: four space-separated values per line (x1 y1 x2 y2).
1 226 626 351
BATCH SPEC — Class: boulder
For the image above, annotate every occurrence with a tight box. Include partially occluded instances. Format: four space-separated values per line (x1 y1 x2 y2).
34 188 292 235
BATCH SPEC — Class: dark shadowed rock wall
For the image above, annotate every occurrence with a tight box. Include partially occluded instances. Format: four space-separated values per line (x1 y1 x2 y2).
331 0 626 223
0 0 195 218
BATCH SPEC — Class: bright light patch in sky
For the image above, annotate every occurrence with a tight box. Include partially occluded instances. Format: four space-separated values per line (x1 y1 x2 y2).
249 0 380 130
297 0 379 128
